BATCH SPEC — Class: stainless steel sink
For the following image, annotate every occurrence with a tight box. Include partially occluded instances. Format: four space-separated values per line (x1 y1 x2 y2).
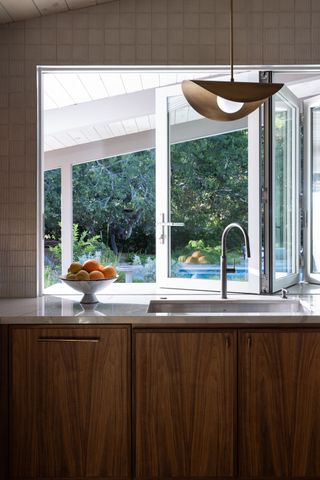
147 299 309 314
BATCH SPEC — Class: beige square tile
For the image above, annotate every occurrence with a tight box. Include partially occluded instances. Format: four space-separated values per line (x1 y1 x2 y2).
295 28 311 44
89 45 105 62
120 0 136 13
120 28 136 44
72 46 89 62
57 45 73 61
168 13 183 28
73 29 89 45
151 45 167 62
9 61 25 77
89 13 105 29
72 12 89 29
151 0 167 13
136 0 152 12
105 13 120 28
152 13 167 28
199 13 215 29
136 29 152 44
183 13 199 29
120 45 136 63
183 45 199 63
168 29 183 45
104 45 120 61
120 12 135 28
152 29 167 45
312 0 320 10
136 45 152 62
295 13 311 28
89 29 105 45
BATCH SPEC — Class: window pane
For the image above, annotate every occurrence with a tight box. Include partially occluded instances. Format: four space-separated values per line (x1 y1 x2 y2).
273 96 296 279
168 96 249 281
44 168 61 287
311 108 320 273
72 150 155 283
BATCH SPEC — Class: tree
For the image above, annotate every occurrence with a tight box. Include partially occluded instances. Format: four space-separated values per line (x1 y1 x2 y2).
170 130 248 250
72 149 155 255
44 130 248 257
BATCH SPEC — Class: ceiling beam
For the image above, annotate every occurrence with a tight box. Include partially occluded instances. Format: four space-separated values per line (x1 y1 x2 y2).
44 88 155 136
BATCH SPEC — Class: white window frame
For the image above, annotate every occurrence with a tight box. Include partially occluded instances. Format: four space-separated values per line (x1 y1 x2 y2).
156 79 261 293
271 86 300 292
304 94 320 284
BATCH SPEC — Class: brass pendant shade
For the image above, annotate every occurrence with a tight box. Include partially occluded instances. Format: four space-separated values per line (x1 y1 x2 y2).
182 0 284 121
182 79 283 122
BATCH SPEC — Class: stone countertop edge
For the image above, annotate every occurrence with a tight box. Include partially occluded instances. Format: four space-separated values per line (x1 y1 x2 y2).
2 314 320 326
1 293 320 325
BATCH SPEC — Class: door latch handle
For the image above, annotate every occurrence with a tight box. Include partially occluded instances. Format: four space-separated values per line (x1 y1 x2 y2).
158 213 185 244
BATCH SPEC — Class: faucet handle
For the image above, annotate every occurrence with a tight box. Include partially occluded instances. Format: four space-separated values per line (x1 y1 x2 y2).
226 258 236 274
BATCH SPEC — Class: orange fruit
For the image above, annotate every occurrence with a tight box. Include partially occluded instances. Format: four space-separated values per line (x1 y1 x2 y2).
75 270 90 280
68 261 83 274
101 265 117 279
66 272 76 280
89 270 104 280
82 259 100 273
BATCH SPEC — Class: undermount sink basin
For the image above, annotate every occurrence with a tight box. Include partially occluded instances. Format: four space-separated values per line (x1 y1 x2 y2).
147 298 309 314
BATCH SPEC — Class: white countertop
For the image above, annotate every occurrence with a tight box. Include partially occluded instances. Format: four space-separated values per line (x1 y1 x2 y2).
1 285 320 325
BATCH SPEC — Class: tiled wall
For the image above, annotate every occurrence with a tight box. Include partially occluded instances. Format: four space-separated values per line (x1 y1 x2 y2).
0 0 318 297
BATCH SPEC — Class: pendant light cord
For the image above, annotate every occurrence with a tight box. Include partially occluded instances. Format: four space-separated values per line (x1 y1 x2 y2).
230 0 234 82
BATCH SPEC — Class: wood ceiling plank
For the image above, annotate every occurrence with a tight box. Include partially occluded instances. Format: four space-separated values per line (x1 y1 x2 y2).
0 0 39 21
33 0 68 16
0 2 13 23
65 0 96 9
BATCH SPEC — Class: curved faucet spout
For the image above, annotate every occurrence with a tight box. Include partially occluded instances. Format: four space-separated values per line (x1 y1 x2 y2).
220 223 251 299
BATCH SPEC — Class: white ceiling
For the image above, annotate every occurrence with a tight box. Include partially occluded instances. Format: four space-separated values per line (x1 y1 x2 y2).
43 71 213 152
43 70 320 154
0 0 113 24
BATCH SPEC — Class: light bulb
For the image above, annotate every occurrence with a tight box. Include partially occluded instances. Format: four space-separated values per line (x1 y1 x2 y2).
217 96 244 114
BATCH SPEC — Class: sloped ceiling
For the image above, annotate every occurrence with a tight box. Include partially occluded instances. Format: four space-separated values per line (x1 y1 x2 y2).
0 0 114 24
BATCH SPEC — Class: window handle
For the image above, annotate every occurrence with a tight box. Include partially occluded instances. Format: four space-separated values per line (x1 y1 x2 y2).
158 213 185 244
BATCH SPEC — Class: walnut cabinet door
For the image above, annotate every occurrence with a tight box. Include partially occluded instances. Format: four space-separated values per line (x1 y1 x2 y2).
134 329 236 478
10 326 131 479
239 331 320 478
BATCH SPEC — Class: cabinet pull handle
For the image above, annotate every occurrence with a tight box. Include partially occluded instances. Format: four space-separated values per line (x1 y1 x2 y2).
225 336 230 348
37 337 100 343
247 336 252 348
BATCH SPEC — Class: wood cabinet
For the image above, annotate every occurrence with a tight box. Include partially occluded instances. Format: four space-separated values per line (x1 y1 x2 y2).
239 330 320 478
10 326 131 479
134 329 236 478
6 323 320 480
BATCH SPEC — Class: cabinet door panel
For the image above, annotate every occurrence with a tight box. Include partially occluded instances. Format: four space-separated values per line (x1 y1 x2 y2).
135 330 236 478
239 331 320 478
10 327 130 479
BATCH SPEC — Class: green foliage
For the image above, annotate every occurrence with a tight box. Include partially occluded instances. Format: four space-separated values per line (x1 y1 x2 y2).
44 169 61 238
45 130 249 265
49 224 118 266
170 130 248 250
72 150 155 255
44 265 60 289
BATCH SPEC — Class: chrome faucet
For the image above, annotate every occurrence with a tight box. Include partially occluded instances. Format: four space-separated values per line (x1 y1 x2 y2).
220 223 251 299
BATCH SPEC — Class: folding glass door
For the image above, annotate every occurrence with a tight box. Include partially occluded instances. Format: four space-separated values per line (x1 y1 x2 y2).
271 86 300 291
304 95 320 283
156 76 261 293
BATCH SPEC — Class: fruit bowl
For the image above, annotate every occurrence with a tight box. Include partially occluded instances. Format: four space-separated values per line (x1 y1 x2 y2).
60 276 118 304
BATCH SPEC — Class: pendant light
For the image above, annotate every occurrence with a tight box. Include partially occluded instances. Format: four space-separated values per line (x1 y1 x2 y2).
182 0 283 121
